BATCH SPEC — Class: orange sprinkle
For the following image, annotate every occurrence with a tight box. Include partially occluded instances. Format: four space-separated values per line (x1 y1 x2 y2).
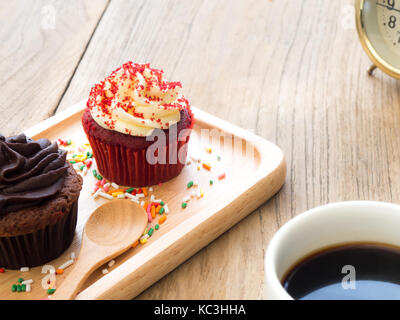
159 215 167 224
151 205 156 219
143 202 148 210
202 163 212 170
107 188 124 195
132 240 139 248
156 205 161 213
142 187 148 196
56 269 64 275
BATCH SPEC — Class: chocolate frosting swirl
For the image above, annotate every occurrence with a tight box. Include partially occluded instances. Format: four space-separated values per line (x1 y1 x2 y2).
0 134 68 215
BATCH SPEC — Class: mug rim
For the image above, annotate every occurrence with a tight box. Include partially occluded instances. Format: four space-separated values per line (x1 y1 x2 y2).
264 200 400 300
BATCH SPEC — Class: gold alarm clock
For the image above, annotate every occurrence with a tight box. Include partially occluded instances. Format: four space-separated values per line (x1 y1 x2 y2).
356 0 400 78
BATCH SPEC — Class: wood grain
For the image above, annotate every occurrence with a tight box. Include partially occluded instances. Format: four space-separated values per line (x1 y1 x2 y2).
4 0 400 299
0 0 108 136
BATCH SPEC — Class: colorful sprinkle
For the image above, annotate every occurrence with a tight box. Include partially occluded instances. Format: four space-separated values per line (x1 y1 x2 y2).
187 181 194 188
159 215 167 224
47 288 56 295
218 173 226 180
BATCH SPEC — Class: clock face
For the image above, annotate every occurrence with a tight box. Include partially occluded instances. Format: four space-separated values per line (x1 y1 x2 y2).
377 0 400 56
358 0 400 76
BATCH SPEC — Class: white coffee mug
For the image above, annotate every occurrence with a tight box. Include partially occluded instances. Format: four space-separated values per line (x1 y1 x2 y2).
264 201 400 300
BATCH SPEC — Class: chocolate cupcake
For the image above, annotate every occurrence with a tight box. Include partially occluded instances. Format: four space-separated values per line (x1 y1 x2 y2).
82 62 194 187
0 134 82 269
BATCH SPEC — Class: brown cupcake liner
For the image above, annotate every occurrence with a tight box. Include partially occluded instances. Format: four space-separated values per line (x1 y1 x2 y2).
88 135 191 187
0 200 78 270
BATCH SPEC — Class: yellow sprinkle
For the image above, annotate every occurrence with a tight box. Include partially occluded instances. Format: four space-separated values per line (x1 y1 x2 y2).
74 154 87 162
197 166 201 171
140 238 148 244
112 191 124 198
205 147 212 153
200 188 204 198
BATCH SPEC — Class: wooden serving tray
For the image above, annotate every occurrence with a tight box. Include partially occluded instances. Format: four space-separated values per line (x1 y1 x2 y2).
1 101 286 300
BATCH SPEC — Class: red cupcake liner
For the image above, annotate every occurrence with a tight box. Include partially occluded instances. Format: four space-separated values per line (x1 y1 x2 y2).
87 133 191 187
0 200 78 270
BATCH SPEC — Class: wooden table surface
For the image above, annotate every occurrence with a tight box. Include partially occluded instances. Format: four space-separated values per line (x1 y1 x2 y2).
2 0 400 299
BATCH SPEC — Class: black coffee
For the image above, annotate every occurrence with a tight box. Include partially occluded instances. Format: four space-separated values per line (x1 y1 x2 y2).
282 243 400 300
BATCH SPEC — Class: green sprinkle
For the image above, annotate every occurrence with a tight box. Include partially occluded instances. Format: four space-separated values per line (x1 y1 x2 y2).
67 139 72 146
182 202 187 209
159 207 165 215
96 174 103 181
92 169 97 177
210 180 213 185
21 284 26 292
69 160 76 164
159 201 165 206
79 165 85 171
47 288 56 295
155 224 160 230
187 181 194 188
126 187 134 193
217 155 221 161
18 278 24 283
87 152 93 158
17 285 22 292
72 154 77 158
148 228 154 236
11 284 17 292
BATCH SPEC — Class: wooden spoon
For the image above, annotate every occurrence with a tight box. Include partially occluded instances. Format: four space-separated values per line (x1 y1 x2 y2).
51 199 148 300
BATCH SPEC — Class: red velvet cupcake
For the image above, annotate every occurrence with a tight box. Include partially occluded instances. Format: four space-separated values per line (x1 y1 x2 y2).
82 62 194 187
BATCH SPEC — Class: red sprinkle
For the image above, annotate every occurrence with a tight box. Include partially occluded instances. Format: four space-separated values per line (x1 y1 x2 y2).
218 173 226 180
0 268 5 273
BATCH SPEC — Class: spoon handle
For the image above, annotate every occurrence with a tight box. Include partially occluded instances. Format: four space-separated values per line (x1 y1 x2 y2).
51 258 97 300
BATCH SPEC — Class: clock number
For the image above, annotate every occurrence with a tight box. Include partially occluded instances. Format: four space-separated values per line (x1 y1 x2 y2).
388 0 396 9
389 15 397 29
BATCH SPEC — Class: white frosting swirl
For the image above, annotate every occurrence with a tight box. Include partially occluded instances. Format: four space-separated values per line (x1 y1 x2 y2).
87 62 189 137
